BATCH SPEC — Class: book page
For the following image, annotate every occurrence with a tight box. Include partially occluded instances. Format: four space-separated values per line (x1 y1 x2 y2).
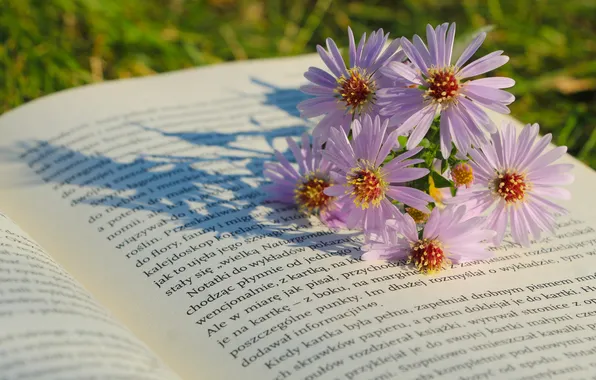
0 55 595 379
0 213 181 379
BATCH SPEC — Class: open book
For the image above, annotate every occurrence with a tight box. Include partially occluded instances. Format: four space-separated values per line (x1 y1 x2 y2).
1 54 595 380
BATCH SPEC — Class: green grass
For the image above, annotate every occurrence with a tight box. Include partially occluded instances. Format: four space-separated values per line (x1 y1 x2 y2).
1 0 595 168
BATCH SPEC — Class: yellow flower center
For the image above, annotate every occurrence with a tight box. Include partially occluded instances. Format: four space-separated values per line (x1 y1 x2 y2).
346 162 387 209
295 173 332 213
337 68 376 114
493 172 527 203
406 207 429 224
451 163 474 188
425 66 460 107
408 239 449 274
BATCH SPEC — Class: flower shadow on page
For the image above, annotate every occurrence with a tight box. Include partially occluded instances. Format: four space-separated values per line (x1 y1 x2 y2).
2 93 359 261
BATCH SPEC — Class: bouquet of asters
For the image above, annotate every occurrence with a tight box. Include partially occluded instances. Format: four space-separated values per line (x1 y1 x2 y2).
264 23 573 274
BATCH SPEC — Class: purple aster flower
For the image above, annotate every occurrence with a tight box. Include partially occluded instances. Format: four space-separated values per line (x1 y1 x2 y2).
362 205 495 274
378 22 515 158
452 122 574 247
323 115 433 231
263 133 348 228
297 28 405 141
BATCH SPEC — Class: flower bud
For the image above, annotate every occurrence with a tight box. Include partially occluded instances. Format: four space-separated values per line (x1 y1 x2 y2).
451 163 474 188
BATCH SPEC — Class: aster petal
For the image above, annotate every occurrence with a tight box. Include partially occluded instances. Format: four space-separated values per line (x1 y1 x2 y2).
262 184 295 203
370 38 403 72
446 107 470 155
317 45 344 78
436 23 449 67
393 106 425 135
426 24 439 66
286 138 306 174
529 163 574 180
448 244 493 262
382 147 424 172
378 199 401 226
441 205 466 231
348 27 357 68
466 192 497 215
458 53 509 79
511 123 539 167
480 142 502 173
384 61 424 85
518 204 542 242
400 37 429 73
468 150 494 178
386 186 433 211
442 223 487 244
467 77 515 89
263 171 294 189
503 121 517 168
464 89 511 114
374 129 400 167
362 247 407 261
381 94 425 123
405 105 437 150
361 29 385 68
445 23 456 65
368 117 388 163
455 102 490 149
455 32 486 68
322 144 352 172
493 124 510 168
517 133 553 169
487 201 507 245
439 109 454 158
412 35 432 67
399 213 420 243
324 185 345 197
264 165 298 187
526 146 567 173
531 171 575 186
273 151 300 178
328 127 356 165
313 110 352 141
525 200 556 235
301 134 313 172
300 84 335 95
463 85 515 104
510 208 530 247
355 31 366 66
327 38 349 76
533 186 571 200
350 119 366 158
383 159 426 175
304 66 337 87
531 193 568 215
385 167 430 183
423 207 441 239
457 96 497 134
346 208 363 230
297 97 340 118
408 114 436 150
320 207 348 229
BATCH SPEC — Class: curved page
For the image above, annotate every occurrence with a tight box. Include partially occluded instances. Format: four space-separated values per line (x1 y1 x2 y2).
0 55 595 379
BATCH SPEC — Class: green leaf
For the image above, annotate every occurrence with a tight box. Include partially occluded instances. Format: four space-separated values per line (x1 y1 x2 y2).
431 171 452 188
398 135 408 148
440 159 449 174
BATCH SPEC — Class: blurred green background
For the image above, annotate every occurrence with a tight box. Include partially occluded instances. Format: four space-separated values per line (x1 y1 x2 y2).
1 0 595 168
